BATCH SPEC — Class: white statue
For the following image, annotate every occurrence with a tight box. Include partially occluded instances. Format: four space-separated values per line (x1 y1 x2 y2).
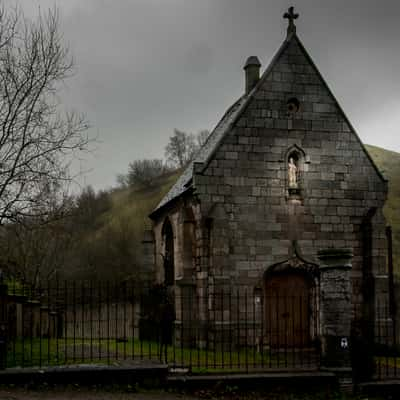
288 157 298 188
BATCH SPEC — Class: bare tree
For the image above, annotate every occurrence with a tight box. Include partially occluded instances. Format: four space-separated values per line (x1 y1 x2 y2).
165 129 210 168
74 185 111 229
165 129 197 168
116 173 129 188
0 4 89 224
126 159 169 188
196 129 210 147
0 191 76 286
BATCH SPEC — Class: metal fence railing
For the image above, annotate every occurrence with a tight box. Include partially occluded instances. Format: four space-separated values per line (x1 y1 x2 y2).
0 281 321 372
1 279 399 381
373 299 399 381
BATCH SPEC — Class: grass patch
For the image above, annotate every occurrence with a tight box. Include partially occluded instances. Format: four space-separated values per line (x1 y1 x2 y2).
6 337 318 372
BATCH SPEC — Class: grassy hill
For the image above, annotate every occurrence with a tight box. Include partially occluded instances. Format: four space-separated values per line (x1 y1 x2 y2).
66 170 182 281
107 170 180 230
365 144 400 275
98 145 399 276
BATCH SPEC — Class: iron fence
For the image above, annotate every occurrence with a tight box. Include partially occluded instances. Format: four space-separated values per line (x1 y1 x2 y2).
0 279 398 380
0 280 321 372
373 299 399 381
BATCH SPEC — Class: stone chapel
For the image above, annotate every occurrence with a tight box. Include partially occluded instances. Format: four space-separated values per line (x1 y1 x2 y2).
147 8 391 356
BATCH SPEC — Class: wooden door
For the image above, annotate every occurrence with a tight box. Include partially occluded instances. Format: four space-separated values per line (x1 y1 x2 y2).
265 273 311 348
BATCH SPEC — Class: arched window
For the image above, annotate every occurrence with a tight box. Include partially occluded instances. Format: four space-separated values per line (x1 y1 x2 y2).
285 145 305 197
162 218 174 286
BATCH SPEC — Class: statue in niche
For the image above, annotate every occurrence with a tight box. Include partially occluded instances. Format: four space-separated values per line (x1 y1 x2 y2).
288 157 298 188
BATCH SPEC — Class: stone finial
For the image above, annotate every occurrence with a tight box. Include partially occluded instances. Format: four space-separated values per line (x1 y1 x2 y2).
283 6 299 36
243 56 261 95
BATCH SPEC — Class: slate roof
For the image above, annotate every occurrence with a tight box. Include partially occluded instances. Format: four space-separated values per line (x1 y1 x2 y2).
150 95 248 216
149 35 294 218
150 32 385 218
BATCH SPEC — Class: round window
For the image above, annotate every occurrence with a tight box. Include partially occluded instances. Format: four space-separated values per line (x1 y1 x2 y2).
287 97 300 114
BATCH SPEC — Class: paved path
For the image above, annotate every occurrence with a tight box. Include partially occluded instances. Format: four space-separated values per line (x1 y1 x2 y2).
0 389 197 400
0 387 388 399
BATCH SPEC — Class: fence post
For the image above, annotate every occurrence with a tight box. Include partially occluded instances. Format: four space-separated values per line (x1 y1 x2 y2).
0 277 8 369
386 226 396 345
317 249 353 388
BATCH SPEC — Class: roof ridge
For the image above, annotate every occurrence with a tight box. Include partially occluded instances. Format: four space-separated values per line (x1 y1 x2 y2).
150 96 246 217
290 34 386 183
150 36 294 218
199 38 292 172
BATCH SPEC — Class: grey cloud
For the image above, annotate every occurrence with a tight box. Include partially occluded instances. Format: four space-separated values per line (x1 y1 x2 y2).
9 0 400 190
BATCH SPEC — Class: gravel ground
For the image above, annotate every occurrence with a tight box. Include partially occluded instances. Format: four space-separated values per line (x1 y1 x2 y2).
0 389 196 400
0 386 388 400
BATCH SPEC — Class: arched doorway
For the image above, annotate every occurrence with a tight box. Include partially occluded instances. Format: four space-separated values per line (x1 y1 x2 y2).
265 270 314 347
162 218 174 286
263 253 319 349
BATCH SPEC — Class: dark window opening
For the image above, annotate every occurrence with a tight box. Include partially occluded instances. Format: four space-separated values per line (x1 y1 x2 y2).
287 97 300 115
162 219 174 286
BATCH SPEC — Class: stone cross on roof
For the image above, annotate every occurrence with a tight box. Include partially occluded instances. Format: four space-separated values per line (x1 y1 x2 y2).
283 6 299 36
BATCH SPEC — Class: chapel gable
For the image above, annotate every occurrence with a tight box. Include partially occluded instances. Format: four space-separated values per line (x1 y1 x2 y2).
149 8 390 347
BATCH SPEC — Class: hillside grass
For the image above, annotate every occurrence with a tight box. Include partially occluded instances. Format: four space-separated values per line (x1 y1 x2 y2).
68 169 182 281
105 170 180 228
365 145 400 275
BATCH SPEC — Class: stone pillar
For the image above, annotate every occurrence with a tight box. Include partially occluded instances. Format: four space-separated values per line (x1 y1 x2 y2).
317 248 353 368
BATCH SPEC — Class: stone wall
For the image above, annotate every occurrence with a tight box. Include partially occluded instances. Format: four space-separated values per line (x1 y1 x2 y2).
150 36 389 347
152 199 202 286
191 37 388 320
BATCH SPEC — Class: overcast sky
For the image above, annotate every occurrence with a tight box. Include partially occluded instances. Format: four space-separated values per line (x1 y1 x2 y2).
10 0 400 191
